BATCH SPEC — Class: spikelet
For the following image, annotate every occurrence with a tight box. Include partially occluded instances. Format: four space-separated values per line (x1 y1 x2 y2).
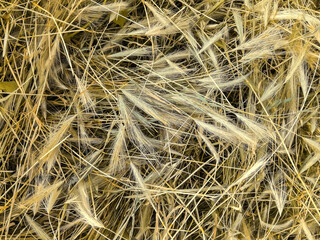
39 116 75 172
130 162 152 204
46 187 61 214
268 172 287 216
118 95 154 153
72 181 104 228
25 215 51 240
300 154 320 174
144 2 170 26
236 113 275 140
301 219 315 240
304 138 320 153
18 181 63 211
199 27 228 54
233 11 244 44
107 47 152 58
122 89 168 125
260 219 293 232
109 122 127 175
194 119 238 145
232 155 269 186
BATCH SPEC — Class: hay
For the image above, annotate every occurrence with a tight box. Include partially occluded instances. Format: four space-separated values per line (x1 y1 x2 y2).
0 0 320 239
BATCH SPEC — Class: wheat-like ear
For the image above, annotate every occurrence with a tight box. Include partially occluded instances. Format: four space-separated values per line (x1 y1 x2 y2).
109 122 127 175
260 219 293 232
25 215 51 240
301 219 316 240
18 181 63 211
194 118 238 144
71 181 104 228
268 172 287 216
300 154 320 174
119 95 155 154
46 186 61 214
199 27 228 54
232 155 269 187
144 1 170 26
39 116 75 172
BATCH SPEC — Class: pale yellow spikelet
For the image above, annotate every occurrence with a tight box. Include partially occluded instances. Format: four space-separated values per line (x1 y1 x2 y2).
236 113 275 140
236 27 286 51
273 10 320 26
241 48 273 63
199 27 228 54
194 119 238 144
300 154 320 173
26 215 51 240
298 62 309 100
207 112 257 148
122 89 168 125
109 122 126 174
107 47 152 58
73 181 104 228
80 2 130 22
260 219 293 232
284 47 307 84
150 66 191 78
154 50 190 66
46 187 61 214
197 131 219 161
130 162 153 204
118 96 154 153
301 219 315 240
233 11 244 44
303 138 320 153
39 116 75 171
18 181 64 211
268 172 287 216
2 21 9 58
232 155 269 186
84 2 129 13
75 75 95 110
144 2 169 26
198 73 249 90
260 79 283 102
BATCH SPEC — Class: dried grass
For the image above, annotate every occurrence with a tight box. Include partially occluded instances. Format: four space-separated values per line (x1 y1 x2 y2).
1 0 320 239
